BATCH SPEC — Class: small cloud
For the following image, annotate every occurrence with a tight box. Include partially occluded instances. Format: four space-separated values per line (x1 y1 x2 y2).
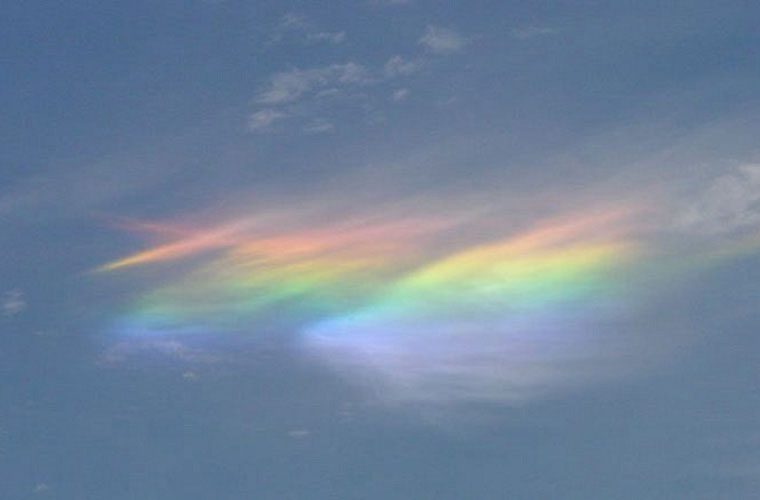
100 339 218 366
255 63 372 105
304 119 336 134
248 109 288 132
306 31 346 45
182 371 200 381
384 55 419 77
419 25 468 53
511 26 558 40
2 290 25 317
256 70 320 105
315 88 342 100
287 429 311 439
268 13 308 44
271 13 346 46
391 88 410 101
33 483 50 494
279 12 307 30
334 62 373 84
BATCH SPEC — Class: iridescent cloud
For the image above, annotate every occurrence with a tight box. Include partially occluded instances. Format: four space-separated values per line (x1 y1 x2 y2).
97 185 759 405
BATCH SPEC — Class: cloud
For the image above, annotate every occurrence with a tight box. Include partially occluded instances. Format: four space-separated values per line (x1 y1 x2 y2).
306 31 346 44
248 46 428 136
248 53 424 135
255 63 372 105
97 187 726 408
100 339 219 365
383 55 419 77
676 164 760 235
248 109 288 132
303 118 336 134
2 290 25 317
391 88 410 101
278 12 307 30
419 25 468 53
511 26 558 40
33 483 50 494
287 429 311 438
270 13 346 46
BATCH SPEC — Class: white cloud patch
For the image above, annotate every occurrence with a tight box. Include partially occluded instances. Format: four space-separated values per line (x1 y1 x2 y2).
2 290 25 317
677 164 760 235
248 109 288 132
419 25 468 53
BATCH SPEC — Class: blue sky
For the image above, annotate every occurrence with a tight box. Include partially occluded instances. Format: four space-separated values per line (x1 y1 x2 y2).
2 1 760 498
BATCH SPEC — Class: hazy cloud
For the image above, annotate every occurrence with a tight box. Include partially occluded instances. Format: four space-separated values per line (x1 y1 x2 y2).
383 55 420 77
2 290 25 317
511 26 558 40
391 88 410 101
100 339 219 365
33 483 50 494
677 164 760 235
304 118 336 134
248 109 288 132
307 31 346 44
419 25 467 53
287 429 311 439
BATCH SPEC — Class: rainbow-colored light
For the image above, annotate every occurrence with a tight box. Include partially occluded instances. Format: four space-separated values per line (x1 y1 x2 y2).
97 198 758 404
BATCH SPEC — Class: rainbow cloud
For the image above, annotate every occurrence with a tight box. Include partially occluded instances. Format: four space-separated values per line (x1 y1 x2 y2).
303 209 648 404
97 189 759 405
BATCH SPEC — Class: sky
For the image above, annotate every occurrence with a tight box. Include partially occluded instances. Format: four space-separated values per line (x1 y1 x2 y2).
2 1 760 498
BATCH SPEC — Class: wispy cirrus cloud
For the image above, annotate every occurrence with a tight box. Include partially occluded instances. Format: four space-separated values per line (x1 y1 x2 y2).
269 13 346 46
